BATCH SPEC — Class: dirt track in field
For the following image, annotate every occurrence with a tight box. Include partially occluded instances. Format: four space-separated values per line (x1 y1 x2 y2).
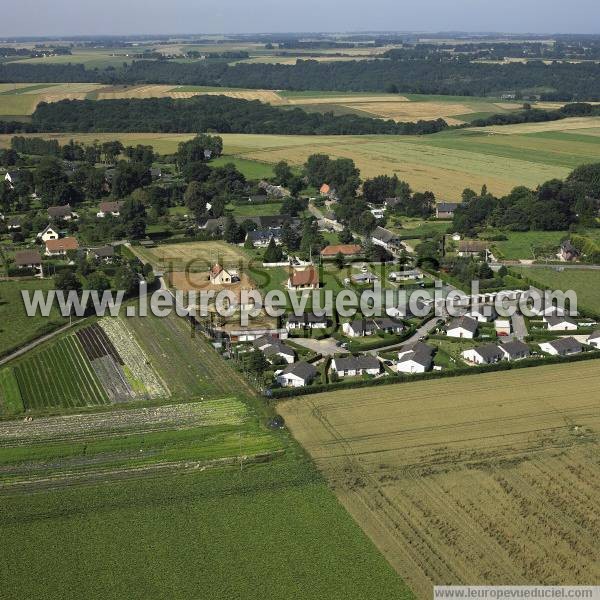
279 362 600 598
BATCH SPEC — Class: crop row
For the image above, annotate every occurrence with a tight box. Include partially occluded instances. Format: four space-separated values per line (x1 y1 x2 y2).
100 318 169 399
76 324 123 364
14 337 109 410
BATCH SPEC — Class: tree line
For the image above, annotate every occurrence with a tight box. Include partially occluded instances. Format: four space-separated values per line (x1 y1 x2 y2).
29 96 448 136
2 57 600 100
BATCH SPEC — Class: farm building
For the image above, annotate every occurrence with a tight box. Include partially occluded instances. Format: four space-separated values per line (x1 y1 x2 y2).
276 361 317 388
461 344 504 366
320 244 362 258
544 315 578 331
588 331 600 349
396 342 435 374
97 201 123 218
45 237 79 257
436 202 459 219
331 356 381 378
286 313 328 330
539 337 583 357
288 266 319 291
446 316 478 339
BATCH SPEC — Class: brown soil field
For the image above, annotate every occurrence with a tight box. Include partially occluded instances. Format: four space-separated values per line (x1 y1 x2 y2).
278 361 600 598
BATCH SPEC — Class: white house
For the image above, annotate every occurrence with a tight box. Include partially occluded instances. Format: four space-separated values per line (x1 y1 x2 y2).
37 225 60 243
465 305 496 323
331 356 380 378
343 318 403 338
544 315 578 331
495 319 512 337
371 227 401 253
389 270 423 282
286 313 328 330
499 340 531 361
539 337 583 357
396 342 434 374
587 331 600 349
446 316 478 339
45 237 79 257
276 362 317 387
253 336 296 365
461 344 504 365
209 264 238 285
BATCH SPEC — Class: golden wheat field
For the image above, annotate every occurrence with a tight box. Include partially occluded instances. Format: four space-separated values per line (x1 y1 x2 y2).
278 362 600 598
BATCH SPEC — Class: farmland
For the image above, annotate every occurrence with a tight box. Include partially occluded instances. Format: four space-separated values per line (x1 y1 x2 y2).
0 279 69 358
279 362 600 598
4 120 600 197
132 240 251 272
511 266 600 316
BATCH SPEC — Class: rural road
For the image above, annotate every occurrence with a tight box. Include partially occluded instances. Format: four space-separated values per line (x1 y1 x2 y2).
368 316 442 355
0 323 74 367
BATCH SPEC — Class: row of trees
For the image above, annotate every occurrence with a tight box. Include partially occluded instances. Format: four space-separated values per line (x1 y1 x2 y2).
3 56 600 100
29 96 448 136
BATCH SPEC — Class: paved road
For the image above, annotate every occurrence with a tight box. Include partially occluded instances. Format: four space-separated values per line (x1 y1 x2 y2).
493 262 600 271
289 337 349 356
367 316 443 355
511 313 528 340
0 323 74 367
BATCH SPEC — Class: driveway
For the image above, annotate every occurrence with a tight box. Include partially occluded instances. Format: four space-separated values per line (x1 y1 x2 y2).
511 313 528 340
290 337 348 356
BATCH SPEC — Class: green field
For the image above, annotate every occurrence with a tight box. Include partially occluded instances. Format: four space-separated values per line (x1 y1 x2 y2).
512 266 600 316
5 121 599 198
0 456 410 600
0 367 23 416
211 155 275 179
0 279 68 358
13 336 108 410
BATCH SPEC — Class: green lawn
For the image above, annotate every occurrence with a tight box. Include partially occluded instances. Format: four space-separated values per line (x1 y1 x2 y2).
0 279 68 358
226 201 283 217
211 155 275 179
511 266 600 316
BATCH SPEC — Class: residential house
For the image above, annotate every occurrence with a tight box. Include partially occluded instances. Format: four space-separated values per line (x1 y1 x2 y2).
457 241 488 258
209 264 239 285
372 227 401 253
446 316 478 339
370 207 385 220
286 313 328 330
331 356 381 378
465 305 496 322
199 217 227 234
288 266 319 291
461 343 504 365
14 250 42 273
246 228 282 248
37 225 60 243
253 336 296 365
587 331 600 349
351 271 379 285
396 342 435 374
544 315 578 331
45 237 79 257
388 269 423 282
559 240 580 262
276 361 317 388
319 183 337 199
320 244 362 258
342 318 403 338
539 337 583 357
97 201 123 218
48 204 77 221
384 197 402 210
258 180 290 198
90 245 116 262
150 167 162 181
436 202 459 219
499 340 531 361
